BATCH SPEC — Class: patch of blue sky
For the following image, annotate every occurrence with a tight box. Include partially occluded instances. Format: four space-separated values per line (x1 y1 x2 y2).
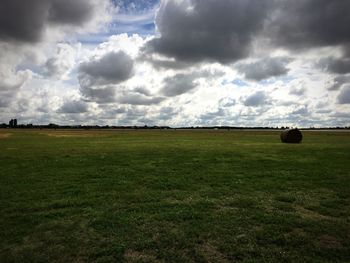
110 9 156 36
63 75 79 86
78 3 157 45
259 79 276 86
222 79 249 87
259 75 295 86
16 63 43 75
278 75 296 84
78 33 112 46
112 0 159 12
111 0 158 35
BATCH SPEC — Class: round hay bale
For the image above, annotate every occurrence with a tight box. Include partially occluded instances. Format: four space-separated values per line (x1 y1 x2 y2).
280 129 303 143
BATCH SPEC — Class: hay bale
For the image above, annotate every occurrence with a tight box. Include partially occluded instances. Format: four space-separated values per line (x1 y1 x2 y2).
280 129 303 143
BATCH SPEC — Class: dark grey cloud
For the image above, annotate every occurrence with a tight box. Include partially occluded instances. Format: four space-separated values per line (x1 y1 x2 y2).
291 106 309 116
43 44 75 79
45 57 65 78
337 85 350 104
158 106 179 121
319 57 350 75
161 73 198 97
200 108 226 122
117 93 165 105
79 51 134 87
144 0 350 68
328 75 350 91
145 0 272 64
116 87 165 105
58 100 89 114
330 111 350 119
48 0 94 25
133 87 152 96
117 107 152 125
80 86 116 104
0 0 48 43
97 105 126 120
0 82 22 108
160 69 224 97
0 0 102 43
243 91 271 107
80 84 165 106
269 0 350 51
78 52 136 105
0 73 27 108
237 57 291 81
316 109 332 114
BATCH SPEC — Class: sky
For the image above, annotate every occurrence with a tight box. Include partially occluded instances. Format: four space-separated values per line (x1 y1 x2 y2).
0 0 350 127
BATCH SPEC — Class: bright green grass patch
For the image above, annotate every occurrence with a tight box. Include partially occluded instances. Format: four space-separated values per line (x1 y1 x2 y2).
0 130 350 262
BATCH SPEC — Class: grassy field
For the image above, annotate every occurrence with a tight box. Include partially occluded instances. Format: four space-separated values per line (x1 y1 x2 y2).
0 129 349 262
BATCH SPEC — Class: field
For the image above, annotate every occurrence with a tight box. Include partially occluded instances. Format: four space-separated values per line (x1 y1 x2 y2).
0 129 349 262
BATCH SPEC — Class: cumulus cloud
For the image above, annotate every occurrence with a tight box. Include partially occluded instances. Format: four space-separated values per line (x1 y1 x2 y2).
117 106 153 125
291 106 309 116
289 86 306 96
79 51 134 87
161 73 198 97
80 86 117 104
328 75 350 91
200 108 226 123
337 85 350 104
243 91 271 107
330 111 350 119
158 106 180 121
77 48 167 106
319 57 350 75
97 106 127 121
80 84 165 106
268 0 350 51
145 0 272 64
219 98 236 107
44 43 76 79
117 93 165 105
144 1 350 66
160 68 225 97
58 100 89 114
0 70 30 108
141 53 194 70
0 0 112 43
0 81 23 108
133 87 152 96
48 0 95 25
237 57 291 81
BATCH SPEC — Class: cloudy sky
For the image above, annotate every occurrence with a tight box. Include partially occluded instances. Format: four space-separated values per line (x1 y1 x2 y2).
1 0 350 127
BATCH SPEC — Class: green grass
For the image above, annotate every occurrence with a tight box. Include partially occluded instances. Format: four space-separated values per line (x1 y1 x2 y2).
0 129 349 262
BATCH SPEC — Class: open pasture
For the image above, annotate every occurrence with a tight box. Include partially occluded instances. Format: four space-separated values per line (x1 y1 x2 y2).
0 129 350 262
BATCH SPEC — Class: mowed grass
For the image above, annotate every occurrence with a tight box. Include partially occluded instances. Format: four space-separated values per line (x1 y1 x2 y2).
0 129 349 262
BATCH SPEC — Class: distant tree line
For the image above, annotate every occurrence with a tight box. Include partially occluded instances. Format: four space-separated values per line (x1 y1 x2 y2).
0 120 349 130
